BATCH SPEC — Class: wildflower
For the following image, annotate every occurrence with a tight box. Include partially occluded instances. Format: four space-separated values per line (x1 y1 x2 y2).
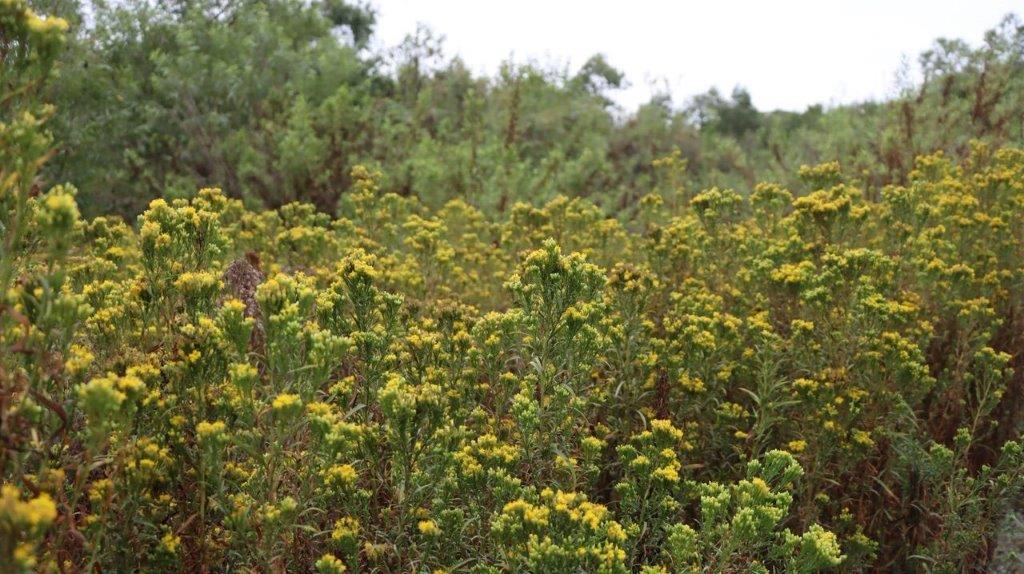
160 531 181 554
64 344 95 376
88 478 114 504
790 319 815 335
272 393 303 421
852 430 875 448
332 516 360 541
630 455 651 471
501 499 550 527
418 519 441 536
795 524 845 568
2 485 56 529
196 420 227 443
582 436 605 458
262 497 299 525
316 554 347 574
677 372 706 393
78 376 126 418
650 419 685 442
174 271 222 298
228 362 259 392
363 541 388 561
652 465 680 483
37 188 80 234
323 464 358 488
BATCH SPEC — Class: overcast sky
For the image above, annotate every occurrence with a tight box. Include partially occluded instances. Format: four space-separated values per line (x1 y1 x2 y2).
369 1 1021 112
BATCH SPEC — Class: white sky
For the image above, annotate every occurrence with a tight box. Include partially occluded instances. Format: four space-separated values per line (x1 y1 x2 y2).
370 1 1022 112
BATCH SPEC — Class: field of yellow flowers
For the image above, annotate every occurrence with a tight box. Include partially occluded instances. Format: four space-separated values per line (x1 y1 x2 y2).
4 2 1024 572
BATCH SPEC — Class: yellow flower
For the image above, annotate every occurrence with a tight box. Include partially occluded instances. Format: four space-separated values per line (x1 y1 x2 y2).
37 189 79 233
78 375 126 418
65 344 95 376
323 464 358 488
502 499 550 527
852 430 875 448
196 420 227 442
0 484 57 530
88 478 114 504
331 516 360 542
174 271 222 297
677 373 706 393
582 436 605 458
418 519 441 536
160 531 181 554
316 554 347 574
650 419 684 442
272 393 303 420
653 465 680 483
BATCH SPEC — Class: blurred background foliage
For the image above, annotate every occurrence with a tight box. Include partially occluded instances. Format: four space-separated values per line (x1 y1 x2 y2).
28 0 1024 218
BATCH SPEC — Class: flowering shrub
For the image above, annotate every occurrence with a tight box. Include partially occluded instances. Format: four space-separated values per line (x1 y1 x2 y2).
4 8 1024 572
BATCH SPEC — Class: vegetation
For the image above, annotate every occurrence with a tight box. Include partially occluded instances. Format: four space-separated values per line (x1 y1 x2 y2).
32 0 1024 219
3 0 1024 572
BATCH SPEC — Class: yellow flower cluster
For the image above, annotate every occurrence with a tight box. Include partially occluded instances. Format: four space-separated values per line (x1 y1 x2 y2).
4 149 1024 572
0 484 57 570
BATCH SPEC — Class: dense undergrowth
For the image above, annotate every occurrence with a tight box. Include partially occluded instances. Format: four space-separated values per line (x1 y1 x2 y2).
5 1 1024 573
